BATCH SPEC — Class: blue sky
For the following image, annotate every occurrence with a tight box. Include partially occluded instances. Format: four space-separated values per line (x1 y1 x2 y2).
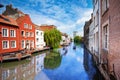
0 0 93 37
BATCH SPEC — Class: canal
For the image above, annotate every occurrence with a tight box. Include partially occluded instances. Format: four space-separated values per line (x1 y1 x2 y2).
0 43 103 80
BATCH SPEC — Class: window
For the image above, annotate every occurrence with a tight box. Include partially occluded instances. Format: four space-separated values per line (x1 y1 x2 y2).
103 25 108 49
30 32 32 37
96 11 99 25
2 41 9 49
10 30 16 37
102 0 109 15
26 32 29 37
29 25 32 29
21 40 25 48
26 40 30 49
36 38 39 42
21 31 25 37
24 23 28 28
2 28 8 37
36 31 39 35
31 40 34 48
11 41 16 48
31 32 34 37
41 32 43 36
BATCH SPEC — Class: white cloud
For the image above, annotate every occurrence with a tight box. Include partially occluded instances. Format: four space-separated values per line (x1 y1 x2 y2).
19 0 92 37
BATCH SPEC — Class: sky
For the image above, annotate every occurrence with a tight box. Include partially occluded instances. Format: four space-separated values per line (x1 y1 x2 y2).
0 0 93 37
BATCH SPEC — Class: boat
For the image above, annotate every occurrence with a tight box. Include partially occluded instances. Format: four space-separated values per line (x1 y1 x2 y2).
63 47 66 50
73 46 76 50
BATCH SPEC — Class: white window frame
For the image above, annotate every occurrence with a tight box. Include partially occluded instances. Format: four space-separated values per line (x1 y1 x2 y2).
2 40 9 49
36 31 39 35
102 20 109 50
26 32 29 37
21 40 25 49
102 0 109 15
31 40 34 48
11 40 16 48
2 28 8 37
32 32 34 37
36 38 39 42
10 29 16 37
21 30 25 37
29 25 32 29
24 23 28 28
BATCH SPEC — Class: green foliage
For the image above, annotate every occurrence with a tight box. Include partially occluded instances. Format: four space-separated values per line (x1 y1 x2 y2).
74 36 82 44
44 51 62 69
44 29 62 48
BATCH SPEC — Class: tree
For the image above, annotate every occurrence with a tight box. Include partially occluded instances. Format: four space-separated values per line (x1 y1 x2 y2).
44 29 62 48
74 36 82 44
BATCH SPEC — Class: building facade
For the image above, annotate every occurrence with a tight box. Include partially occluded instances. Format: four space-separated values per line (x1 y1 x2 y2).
16 14 35 50
60 33 71 46
88 14 94 53
84 0 120 79
0 15 19 54
35 25 46 49
84 20 90 50
100 0 120 79
93 0 100 59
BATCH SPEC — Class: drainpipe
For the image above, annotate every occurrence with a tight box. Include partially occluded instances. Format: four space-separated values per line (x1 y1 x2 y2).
98 0 101 64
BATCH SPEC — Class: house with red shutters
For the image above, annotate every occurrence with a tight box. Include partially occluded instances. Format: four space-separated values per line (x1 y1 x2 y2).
16 14 35 50
0 15 19 55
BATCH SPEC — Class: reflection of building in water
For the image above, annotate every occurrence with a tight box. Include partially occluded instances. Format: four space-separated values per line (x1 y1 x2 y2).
35 53 46 74
0 53 46 80
0 60 35 80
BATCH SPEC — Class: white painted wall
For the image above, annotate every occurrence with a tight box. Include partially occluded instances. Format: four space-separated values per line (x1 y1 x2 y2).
35 29 46 49
93 0 99 55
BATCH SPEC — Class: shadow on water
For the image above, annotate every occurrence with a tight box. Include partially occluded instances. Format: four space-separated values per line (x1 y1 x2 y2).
83 45 105 80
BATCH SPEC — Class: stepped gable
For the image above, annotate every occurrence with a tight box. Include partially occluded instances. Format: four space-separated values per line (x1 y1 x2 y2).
2 4 24 19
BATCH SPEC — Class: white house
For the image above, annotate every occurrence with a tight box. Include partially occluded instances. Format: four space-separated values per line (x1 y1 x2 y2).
92 0 100 57
60 33 71 46
89 15 94 53
35 29 46 49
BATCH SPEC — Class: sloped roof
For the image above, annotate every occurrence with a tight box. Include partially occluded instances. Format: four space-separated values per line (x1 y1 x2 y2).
0 15 18 27
39 25 56 31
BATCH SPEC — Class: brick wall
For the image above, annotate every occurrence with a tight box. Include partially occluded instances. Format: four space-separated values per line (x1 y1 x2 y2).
0 24 19 54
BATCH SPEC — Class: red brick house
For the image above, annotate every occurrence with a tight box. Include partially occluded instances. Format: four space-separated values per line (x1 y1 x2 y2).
16 14 35 50
100 0 120 79
0 15 19 54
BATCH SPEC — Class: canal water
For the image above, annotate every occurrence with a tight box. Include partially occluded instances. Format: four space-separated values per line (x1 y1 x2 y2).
0 43 103 80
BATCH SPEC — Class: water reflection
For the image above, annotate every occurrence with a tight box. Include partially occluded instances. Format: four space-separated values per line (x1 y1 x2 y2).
0 59 35 80
0 51 62 80
0 43 102 80
44 51 62 69
83 46 96 79
35 53 46 74
0 53 47 80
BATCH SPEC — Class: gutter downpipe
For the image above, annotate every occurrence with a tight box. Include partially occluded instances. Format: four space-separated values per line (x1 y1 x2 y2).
98 0 101 64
